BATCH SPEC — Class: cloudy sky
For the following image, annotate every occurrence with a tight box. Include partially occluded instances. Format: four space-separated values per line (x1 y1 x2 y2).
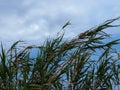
0 0 120 46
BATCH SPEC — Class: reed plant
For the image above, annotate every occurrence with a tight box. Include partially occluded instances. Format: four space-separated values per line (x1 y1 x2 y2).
0 17 120 90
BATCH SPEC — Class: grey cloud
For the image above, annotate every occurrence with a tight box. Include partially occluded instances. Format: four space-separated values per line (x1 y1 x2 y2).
0 0 25 16
0 0 120 45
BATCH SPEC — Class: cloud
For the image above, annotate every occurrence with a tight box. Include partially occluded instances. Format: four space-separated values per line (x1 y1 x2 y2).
0 0 120 46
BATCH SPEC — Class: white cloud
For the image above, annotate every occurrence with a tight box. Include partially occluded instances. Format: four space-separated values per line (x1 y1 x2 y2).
0 0 120 46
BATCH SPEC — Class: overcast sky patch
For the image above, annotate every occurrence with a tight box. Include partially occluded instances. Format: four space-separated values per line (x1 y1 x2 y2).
0 0 120 46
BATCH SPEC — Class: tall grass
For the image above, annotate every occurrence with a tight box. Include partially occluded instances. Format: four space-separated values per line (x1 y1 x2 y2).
0 17 120 90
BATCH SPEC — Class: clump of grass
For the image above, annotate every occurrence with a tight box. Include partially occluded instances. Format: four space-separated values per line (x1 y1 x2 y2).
0 17 120 90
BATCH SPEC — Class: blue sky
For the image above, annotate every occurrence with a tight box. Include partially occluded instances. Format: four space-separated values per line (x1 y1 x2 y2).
0 0 120 47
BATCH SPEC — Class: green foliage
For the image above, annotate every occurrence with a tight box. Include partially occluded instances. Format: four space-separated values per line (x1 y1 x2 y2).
0 17 120 90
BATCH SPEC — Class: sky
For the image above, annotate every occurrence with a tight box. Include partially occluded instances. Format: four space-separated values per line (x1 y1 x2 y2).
0 0 120 47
